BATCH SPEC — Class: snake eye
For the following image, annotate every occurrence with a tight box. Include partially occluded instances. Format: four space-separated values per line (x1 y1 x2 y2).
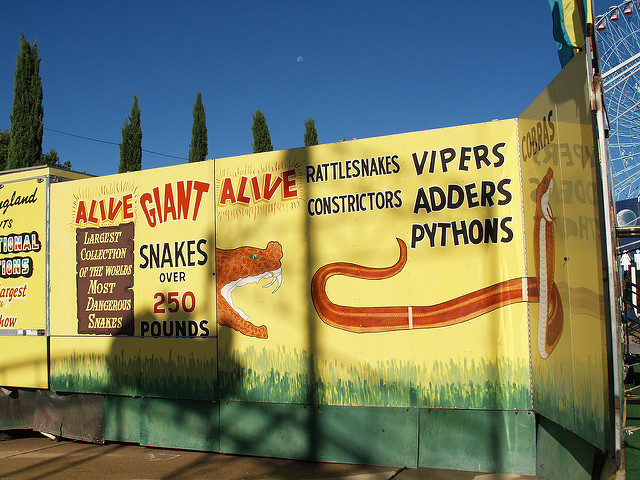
249 253 259 259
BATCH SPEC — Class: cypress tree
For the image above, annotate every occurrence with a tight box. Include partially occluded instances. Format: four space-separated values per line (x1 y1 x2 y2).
304 117 318 146
7 34 43 169
188 92 208 162
119 95 142 172
251 110 273 153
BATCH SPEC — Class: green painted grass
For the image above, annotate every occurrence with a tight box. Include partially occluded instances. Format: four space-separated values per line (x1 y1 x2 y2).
50 351 217 401
533 354 608 450
219 346 531 410
50 345 531 410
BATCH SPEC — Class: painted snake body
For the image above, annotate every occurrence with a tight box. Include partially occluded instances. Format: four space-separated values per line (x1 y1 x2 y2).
533 168 563 358
311 168 563 357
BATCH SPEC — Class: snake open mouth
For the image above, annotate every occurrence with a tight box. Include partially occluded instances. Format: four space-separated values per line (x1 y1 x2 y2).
215 241 284 339
220 268 282 320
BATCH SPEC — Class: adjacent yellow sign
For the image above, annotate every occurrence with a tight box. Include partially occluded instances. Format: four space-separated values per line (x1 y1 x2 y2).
0 166 89 388
0 178 45 331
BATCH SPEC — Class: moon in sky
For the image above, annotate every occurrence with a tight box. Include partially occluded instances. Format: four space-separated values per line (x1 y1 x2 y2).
296 56 304 62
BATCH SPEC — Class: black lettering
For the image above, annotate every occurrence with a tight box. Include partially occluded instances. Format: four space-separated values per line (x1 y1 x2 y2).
385 190 394 208
413 187 431 214
437 222 450 246
448 184 465 209
161 243 174 267
390 155 400 173
188 320 198 338
480 181 496 207
361 158 370 176
473 144 490 169
393 189 402 207
199 320 210 338
497 178 512 205
330 196 339 213
429 186 447 212
139 245 149 268
469 219 484 244
492 142 506 168
150 321 161 338
176 321 187 337
500 217 514 243
197 238 208 265
459 147 471 171
411 224 425 248
306 165 315 183
465 183 480 208
149 243 160 268
174 241 186 266
484 217 499 243
187 240 196 266
424 223 438 248
163 321 174 337
451 220 469 246
440 148 456 173
548 110 555 142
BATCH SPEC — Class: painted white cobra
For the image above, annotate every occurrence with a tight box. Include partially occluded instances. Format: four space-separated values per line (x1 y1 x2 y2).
537 176 554 359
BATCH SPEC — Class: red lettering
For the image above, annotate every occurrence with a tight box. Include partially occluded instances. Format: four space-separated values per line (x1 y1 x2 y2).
218 178 236 205
191 181 210 220
263 174 283 201
152 187 163 225
163 183 177 222
88 200 99 224
282 169 297 199
237 177 251 204
177 180 192 219
75 200 88 224
123 194 134 220
75 195 133 226
108 197 123 221
140 193 156 227
98 199 107 220
251 176 262 201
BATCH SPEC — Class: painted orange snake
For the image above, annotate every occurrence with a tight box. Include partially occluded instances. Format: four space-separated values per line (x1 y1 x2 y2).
311 167 563 358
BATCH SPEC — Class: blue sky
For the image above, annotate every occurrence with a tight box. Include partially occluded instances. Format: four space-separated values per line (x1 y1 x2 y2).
0 2 610 176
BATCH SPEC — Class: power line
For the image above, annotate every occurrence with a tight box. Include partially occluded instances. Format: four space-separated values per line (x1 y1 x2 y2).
44 127 188 160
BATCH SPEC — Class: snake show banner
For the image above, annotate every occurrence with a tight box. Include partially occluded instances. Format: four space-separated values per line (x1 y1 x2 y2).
0 167 88 389
519 52 609 450
49 161 217 400
40 52 609 453
215 122 534 410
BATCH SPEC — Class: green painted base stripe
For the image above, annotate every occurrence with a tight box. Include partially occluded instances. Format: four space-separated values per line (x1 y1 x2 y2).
142 398 219 452
536 415 597 480
418 409 536 475
220 402 418 467
104 395 142 444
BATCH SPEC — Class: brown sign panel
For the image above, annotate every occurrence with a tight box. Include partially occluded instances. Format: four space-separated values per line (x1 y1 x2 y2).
76 222 134 335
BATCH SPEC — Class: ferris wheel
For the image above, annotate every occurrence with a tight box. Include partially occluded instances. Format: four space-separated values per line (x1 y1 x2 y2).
596 1 640 201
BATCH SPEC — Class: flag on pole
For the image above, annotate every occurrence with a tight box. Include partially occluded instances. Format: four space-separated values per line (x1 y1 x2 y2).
548 0 594 67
